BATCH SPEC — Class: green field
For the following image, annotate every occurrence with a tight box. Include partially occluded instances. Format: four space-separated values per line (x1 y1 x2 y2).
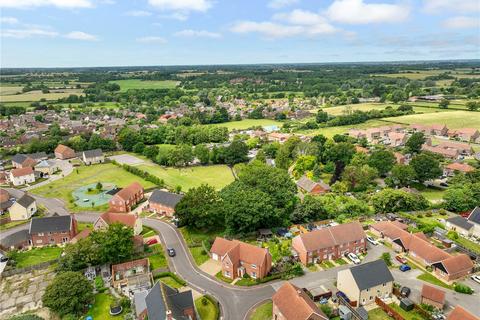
137 164 235 191
323 103 452 116
373 70 480 80
0 89 84 102
383 110 480 129
299 119 391 138
110 79 180 92
195 296 219 320
212 119 283 131
30 163 155 211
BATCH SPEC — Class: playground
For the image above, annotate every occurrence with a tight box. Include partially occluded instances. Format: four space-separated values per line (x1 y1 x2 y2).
72 182 117 208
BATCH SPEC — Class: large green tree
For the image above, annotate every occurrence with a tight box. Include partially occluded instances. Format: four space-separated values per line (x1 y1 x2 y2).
368 149 396 176
90 223 134 264
405 132 426 154
341 164 378 192
410 153 442 183
386 164 416 188
371 188 429 213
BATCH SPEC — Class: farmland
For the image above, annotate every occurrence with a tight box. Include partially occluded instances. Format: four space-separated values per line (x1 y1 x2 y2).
0 89 84 102
373 69 480 80
109 79 180 92
212 119 283 131
322 103 452 116
383 110 480 129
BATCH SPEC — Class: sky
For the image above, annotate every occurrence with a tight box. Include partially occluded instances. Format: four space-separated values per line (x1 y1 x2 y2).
0 0 479 68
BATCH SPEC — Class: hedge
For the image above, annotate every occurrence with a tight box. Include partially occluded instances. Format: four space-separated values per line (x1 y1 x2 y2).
153 271 187 286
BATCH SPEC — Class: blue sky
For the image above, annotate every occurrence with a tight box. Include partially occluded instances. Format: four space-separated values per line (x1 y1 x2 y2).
1 0 479 67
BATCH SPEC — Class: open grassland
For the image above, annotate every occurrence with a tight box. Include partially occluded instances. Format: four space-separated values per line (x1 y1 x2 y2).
138 163 234 191
323 103 452 115
373 69 480 80
30 163 155 211
383 110 480 129
110 79 180 92
298 119 392 138
0 86 23 95
212 119 283 131
0 89 84 102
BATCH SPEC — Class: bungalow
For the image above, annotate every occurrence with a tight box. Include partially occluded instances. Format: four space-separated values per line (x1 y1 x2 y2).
11 154 37 169
272 282 328 320
437 141 474 156
94 211 143 235
444 162 475 176
292 222 366 265
337 259 394 306
422 145 459 159
54 144 76 160
148 189 184 217
111 258 152 293
29 214 78 247
9 167 35 186
296 176 330 195
210 237 272 280
109 182 144 213
82 149 104 165
421 284 445 310
446 306 478 320
9 194 37 221
385 132 407 147
34 160 59 176
143 281 196 320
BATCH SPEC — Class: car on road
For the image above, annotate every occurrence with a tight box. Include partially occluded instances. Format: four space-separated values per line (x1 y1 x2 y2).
399 264 411 272
366 236 378 246
471 274 480 284
347 252 361 264
395 255 407 264
167 248 176 257
400 286 411 297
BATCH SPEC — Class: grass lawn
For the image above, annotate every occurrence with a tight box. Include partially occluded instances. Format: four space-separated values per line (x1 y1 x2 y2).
30 163 155 211
0 89 84 102
195 296 219 320
236 277 258 286
110 79 179 92
137 164 234 191
383 110 480 129
211 119 283 131
148 244 168 270
319 260 335 269
179 227 222 265
159 276 184 289
262 238 291 263
215 271 234 283
12 247 63 269
335 258 347 265
417 272 453 289
389 303 429 320
84 293 124 320
249 301 273 320
368 307 392 320
298 119 392 138
77 222 93 232
454 236 480 254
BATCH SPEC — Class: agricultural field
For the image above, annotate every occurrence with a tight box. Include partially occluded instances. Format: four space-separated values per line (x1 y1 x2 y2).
109 79 180 92
383 110 480 129
373 69 480 80
138 163 235 191
0 89 84 102
30 163 155 211
212 119 283 131
322 103 452 116
298 119 392 138
0 86 23 95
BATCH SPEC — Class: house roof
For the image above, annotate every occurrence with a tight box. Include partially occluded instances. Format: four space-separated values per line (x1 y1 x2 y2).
11 167 34 177
83 149 103 158
99 212 137 228
210 237 271 267
445 162 475 173
27 152 47 160
446 306 478 320
348 259 394 291
112 258 149 273
113 182 143 201
35 160 56 168
12 154 28 164
30 215 72 234
399 233 450 264
15 194 35 208
0 188 9 204
421 284 445 304
439 254 473 275
438 141 472 151
272 282 328 320
145 281 167 320
55 144 75 154
446 216 474 231
134 290 148 317
145 281 195 320
467 207 480 225
422 145 459 158
296 176 330 192
149 189 184 208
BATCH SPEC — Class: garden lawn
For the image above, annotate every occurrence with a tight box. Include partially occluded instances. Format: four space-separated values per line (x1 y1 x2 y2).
250 301 273 320
389 303 429 320
148 244 168 270
30 163 155 212
417 272 453 289
84 293 123 320
215 271 234 283
180 227 222 265
159 276 184 289
367 308 392 320
110 79 179 92
454 236 480 255
211 119 283 131
262 239 291 263
13 247 63 268
137 164 234 191
383 110 480 129
195 296 219 320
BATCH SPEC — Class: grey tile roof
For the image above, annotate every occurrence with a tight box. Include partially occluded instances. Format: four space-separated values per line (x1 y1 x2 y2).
12 154 28 164
83 149 103 158
0 229 29 248
16 194 35 208
30 215 72 234
149 190 184 208
349 259 394 291
27 152 47 160
468 207 480 225
146 281 167 320
145 281 194 320
134 290 148 317
446 216 474 231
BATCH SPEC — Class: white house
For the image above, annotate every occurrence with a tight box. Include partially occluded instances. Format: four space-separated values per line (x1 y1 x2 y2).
9 167 35 186
82 149 105 165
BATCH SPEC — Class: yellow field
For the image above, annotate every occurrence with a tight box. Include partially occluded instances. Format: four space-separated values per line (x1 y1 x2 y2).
0 89 84 102
0 86 23 95
383 111 480 129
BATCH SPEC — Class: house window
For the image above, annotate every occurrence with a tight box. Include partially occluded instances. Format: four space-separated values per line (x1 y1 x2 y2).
366 288 369 292
251 272 257 279
370 296 373 300
224 271 230 277
251 264 257 269
62 237 69 243
383 283 386 287
38 233 44 236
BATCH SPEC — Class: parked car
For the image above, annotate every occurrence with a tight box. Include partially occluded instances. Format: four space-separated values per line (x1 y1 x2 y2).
470 274 480 285
399 264 411 272
439 182 448 187
347 252 361 264
400 286 411 297
167 248 176 257
395 255 407 264
146 238 158 245
336 291 350 303
366 236 378 246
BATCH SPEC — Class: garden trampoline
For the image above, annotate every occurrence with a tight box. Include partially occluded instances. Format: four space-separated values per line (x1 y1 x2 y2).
72 182 117 207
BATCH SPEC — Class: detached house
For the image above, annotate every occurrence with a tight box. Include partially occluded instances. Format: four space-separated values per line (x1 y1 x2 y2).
296 176 330 195
9 167 35 186
272 282 328 320
445 216 475 237
82 149 105 165
9 194 37 221
35 160 59 176
143 281 196 320
109 182 144 212
11 154 37 169
385 132 407 147
29 215 78 247
292 222 366 265
337 259 394 306
94 211 143 235
148 189 184 217
210 237 272 280
54 144 76 160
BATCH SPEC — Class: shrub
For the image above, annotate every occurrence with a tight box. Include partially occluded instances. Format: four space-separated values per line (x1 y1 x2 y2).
120 296 131 309
320 305 333 318
381 252 392 267
425 212 432 217
454 283 473 294
202 297 208 306
94 276 104 291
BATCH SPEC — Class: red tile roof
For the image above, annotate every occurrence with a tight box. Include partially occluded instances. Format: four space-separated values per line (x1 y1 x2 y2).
447 306 478 320
55 144 75 154
99 212 137 228
440 254 474 275
210 237 271 267
114 182 143 201
421 284 445 304
445 162 475 173
11 167 34 177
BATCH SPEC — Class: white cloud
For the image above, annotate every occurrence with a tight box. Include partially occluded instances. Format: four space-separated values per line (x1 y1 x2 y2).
174 29 221 38
443 16 479 29
423 0 480 13
0 0 93 9
0 17 19 24
136 36 167 43
126 10 152 17
65 31 98 41
148 0 212 12
326 0 410 24
231 21 304 38
1 27 58 38
268 0 299 9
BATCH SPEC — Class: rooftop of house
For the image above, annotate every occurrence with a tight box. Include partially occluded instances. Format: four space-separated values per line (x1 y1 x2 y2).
468 207 480 225
112 258 149 274
112 182 143 202
99 211 137 228
445 162 475 173
82 148 103 158
446 216 474 230
145 281 195 320
421 284 445 304
149 189 184 208
15 194 35 208
30 215 73 234
446 306 478 320
210 237 271 267
346 259 394 291
55 144 75 154
296 176 330 193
